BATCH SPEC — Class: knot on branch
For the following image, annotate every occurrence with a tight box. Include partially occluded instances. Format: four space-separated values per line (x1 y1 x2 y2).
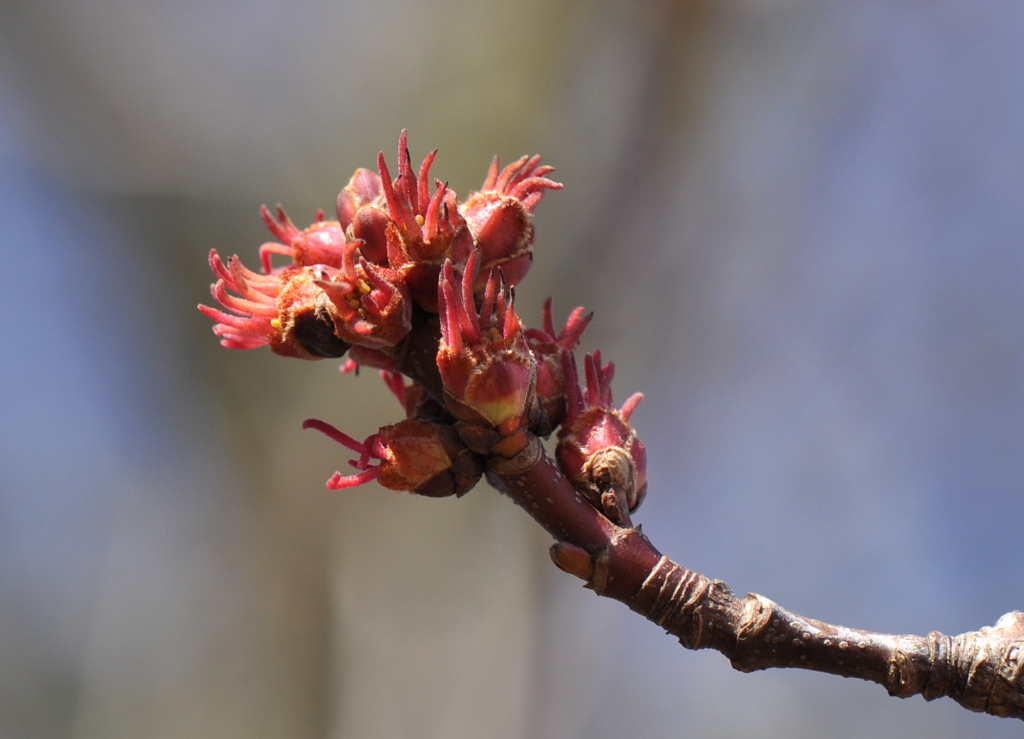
737 593 776 643
886 611 1024 718
948 611 1024 717
630 556 727 650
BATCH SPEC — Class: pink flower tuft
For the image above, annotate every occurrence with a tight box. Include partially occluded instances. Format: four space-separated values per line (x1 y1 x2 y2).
377 130 475 311
436 253 536 454
198 250 351 359
460 154 562 290
303 417 482 497
556 350 646 524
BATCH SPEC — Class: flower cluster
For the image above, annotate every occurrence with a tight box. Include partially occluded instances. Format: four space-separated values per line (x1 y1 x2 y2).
200 132 647 522
556 351 646 525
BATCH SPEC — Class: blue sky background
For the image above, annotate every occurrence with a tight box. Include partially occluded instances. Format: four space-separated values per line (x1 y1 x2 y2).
1 1 1022 737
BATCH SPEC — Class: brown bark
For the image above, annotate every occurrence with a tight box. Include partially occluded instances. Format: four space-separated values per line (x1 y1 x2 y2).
385 317 1024 722
486 441 1024 721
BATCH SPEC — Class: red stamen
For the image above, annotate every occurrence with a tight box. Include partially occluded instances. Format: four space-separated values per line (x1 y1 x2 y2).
381 370 407 404
542 297 555 336
417 148 438 213
620 393 644 421
302 418 367 453
212 282 276 317
258 242 293 274
562 352 584 423
326 468 380 490
495 155 529 191
482 156 500 190
480 270 498 327
397 130 418 214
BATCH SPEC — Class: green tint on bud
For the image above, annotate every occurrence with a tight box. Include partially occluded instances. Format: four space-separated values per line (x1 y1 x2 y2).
437 254 536 456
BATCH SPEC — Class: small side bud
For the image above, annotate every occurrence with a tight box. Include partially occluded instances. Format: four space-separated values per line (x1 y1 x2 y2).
303 417 483 497
199 251 351 359
259 205 348 273
556 351 647 525
550 542 595 582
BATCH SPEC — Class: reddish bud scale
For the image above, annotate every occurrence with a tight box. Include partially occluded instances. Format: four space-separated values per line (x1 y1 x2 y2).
524 298 593 435
271 266 349 357
259 205 349 274
303 417 483 498
336 168 390 265
460 154 562 291
556 351 646 523
437 255 536 455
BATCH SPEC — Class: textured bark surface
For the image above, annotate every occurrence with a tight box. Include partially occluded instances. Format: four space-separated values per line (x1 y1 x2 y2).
486 442 1024 721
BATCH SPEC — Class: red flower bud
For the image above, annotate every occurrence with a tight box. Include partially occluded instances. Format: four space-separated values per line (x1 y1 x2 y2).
556 350 646 525
336 168 390 265
460 154 562 290
336 168 384 226
303 417 483 498
524 298 593 435
437 253 536 455
315 238 412 349
199 250 351 359
259 205 348 273
377 130 475 311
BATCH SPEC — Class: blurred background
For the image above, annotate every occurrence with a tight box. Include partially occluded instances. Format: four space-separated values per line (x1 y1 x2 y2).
2 0 1022 736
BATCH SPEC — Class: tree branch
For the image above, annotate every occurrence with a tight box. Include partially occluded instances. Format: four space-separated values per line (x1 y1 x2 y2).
355 292 1024 723
486 440 1024 721
201 132 1023 723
